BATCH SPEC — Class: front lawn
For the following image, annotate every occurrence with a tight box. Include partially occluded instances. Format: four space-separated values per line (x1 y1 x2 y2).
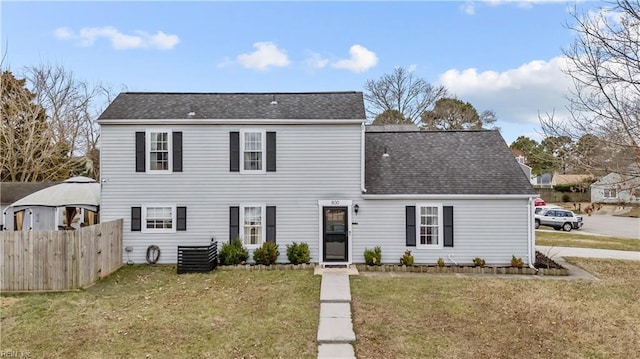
351 258 640 358
536 230 640 251
1 266 320 358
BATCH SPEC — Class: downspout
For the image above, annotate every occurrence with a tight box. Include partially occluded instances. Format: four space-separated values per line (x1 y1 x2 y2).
2 210 6 230
527 197 538 271
360 122 367 193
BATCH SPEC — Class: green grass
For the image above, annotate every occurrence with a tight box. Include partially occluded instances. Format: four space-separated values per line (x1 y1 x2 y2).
1 266 320 358
536 230 640 251
351 258 640 359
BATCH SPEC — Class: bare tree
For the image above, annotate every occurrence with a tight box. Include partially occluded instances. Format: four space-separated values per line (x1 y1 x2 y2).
541 0 640 178
364 67 448 124
1 71 72 181
24 64 121 179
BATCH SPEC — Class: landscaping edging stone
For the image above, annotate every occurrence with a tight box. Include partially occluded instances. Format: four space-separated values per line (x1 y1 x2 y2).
353 264 569 276
217 263 315 271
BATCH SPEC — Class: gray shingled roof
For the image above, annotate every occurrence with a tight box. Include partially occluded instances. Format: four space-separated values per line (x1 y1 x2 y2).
1 182 58 205
365 130 537 195
98 92 366 120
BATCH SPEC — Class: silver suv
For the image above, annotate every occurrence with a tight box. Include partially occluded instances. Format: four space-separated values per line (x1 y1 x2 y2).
535 208 583 232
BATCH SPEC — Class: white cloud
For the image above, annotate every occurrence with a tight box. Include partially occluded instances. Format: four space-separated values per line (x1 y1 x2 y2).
407 64 418 73
54 27 73 39
53 26 180 50
237 42 290 70
438 56 573 129
304 51 330 70
461 2 476 15
332 45 378 73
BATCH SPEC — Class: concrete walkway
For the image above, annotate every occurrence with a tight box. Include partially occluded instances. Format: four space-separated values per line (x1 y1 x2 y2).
537 246 640 261
315 267 358 359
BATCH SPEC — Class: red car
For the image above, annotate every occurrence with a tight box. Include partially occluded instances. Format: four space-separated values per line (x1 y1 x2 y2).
534 198 546 206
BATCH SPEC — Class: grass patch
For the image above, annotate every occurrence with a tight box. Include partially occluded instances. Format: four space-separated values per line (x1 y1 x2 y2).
1 266 320 358
351 259 640 358
536 230 640 251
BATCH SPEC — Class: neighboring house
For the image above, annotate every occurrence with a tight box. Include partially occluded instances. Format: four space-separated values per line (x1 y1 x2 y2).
533 173 553 187
591 165 640 204
98 92 538 266
510 149 535 185
1 182 57 230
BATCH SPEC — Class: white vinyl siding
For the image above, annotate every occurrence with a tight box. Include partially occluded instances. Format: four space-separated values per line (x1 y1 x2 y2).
147 130 172 172
352 199 531 266
100 123 362 264
241 130 265 173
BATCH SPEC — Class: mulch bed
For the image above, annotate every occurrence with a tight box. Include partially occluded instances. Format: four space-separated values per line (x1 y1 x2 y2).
535 251 564 269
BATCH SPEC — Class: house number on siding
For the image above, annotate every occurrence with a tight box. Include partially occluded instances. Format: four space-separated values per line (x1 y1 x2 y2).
330 200 341 206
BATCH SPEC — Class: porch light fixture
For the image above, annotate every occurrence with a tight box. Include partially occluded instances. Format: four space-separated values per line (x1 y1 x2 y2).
354 204 359 215
382 147 389 158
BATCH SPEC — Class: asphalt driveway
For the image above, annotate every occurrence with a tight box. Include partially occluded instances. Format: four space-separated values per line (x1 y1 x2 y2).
580 214 640 239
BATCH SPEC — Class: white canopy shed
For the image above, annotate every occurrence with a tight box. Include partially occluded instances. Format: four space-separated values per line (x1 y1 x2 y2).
3 176 100 231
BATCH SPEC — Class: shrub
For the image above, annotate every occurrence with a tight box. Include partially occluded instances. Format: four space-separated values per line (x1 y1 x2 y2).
472 257 486 267
219 238 249 265
511 255 524 268
253 242 280 265
286 242 311 265
364 246 382 266
400 250 414 266
562 193 571 202
437 257 445 268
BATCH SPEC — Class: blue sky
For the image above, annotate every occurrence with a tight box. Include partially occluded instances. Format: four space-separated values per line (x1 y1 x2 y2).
1 0 604 144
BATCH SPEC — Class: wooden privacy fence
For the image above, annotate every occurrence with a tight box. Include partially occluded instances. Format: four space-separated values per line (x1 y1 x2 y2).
1 219 123 292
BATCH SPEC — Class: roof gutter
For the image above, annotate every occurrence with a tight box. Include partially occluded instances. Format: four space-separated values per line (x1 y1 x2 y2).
362 194 539 200
98 118 365 125
361 122 367 193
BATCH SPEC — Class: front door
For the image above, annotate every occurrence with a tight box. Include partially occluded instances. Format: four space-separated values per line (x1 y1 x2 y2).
323 207 348 262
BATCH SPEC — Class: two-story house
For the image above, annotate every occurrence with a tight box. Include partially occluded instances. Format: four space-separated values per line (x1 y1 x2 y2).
98 92 538 266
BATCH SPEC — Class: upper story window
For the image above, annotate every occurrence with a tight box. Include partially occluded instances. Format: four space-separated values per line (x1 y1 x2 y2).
242 130 265 173
417 203 443 248
149 131 171 171
136 130 182 173
230 131 275 173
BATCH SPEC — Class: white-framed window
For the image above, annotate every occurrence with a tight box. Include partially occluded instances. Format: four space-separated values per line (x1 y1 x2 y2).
241 205 265 246
417 203 443 248
147 130 172 172
603 188 617 198
143 205 176 233
241 130 265 173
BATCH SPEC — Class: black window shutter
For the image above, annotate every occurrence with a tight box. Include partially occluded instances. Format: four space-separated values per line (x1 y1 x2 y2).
444 206 454 247
266 206 276 243
266 132 276 172
177 206 187 231
131 207 141 231
230 132 240 172
173 132 183 172
135 132 145 172
405 206 416 247
229 206 239 242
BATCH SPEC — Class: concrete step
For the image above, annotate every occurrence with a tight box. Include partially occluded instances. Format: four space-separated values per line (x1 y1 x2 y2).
317 317 356 343
317 343 356 359
320 274 351 303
